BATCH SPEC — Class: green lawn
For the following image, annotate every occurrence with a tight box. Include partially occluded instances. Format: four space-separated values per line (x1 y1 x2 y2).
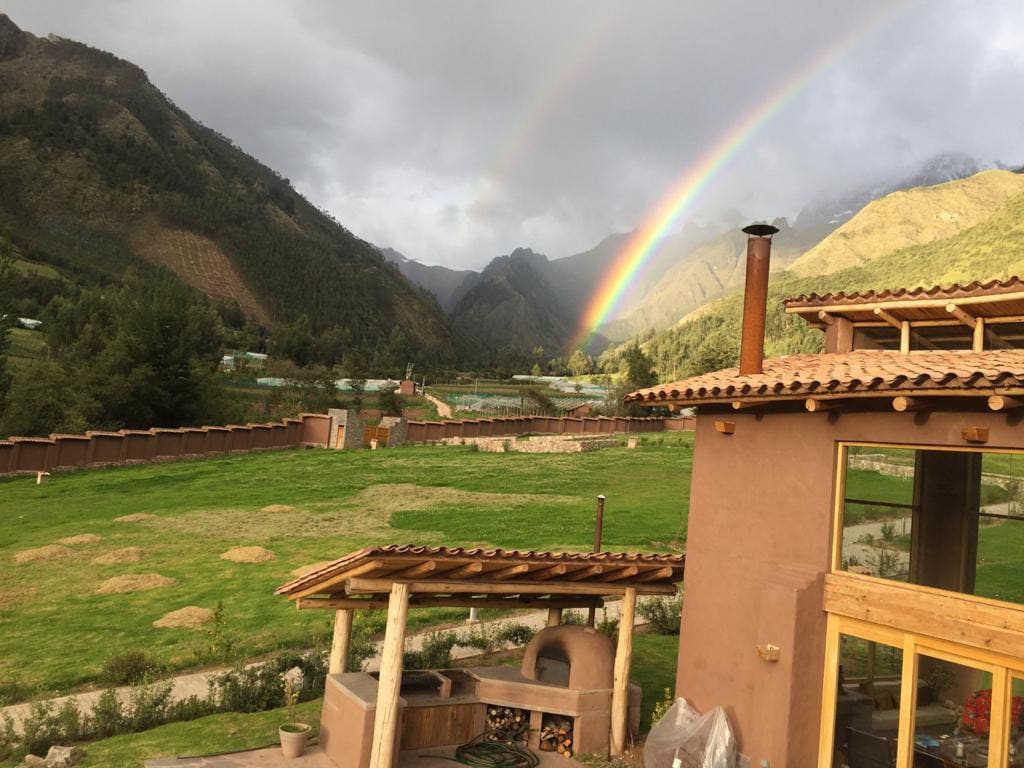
2 634 678 768
0 435 692 697
5 328 48 361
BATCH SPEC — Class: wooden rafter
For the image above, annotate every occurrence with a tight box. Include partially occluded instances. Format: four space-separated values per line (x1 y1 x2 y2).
873 307 903 329
945 303 977 329
344 576 678 597
443 561 484 579
600 565 640 583
566 564 605 581
892 396 925 412
632 566 675 584
805 398 840 413
297 595 604 611
988 394 1024 411
530 563 568 580
490 563 530 580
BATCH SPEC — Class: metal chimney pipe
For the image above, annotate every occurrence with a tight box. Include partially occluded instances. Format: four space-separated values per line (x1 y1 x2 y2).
738 223 779 376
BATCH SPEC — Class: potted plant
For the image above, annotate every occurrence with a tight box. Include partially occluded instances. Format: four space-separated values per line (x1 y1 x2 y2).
279 667 311 758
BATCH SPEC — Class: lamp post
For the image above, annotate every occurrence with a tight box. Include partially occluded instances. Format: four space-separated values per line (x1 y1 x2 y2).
588 494 606 627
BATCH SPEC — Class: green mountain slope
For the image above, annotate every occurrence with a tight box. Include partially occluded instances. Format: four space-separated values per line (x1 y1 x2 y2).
640 169 1024 381
0 14 455 362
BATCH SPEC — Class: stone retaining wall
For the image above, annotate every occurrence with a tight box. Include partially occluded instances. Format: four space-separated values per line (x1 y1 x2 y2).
405 415 675 443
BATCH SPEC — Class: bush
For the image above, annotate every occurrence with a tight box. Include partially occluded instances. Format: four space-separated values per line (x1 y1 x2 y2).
404 632 458 670
494 623 536 647
101 650 162 685
638 596 682 635
596 610 619 645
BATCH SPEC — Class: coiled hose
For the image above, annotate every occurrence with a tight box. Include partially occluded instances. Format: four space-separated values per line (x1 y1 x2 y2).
441 730 541 768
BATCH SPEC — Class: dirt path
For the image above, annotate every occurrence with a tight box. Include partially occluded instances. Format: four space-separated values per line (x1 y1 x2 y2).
0 597 651 732
423 391 453 418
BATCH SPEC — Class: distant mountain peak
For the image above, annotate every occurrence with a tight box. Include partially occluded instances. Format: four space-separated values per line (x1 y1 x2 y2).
0 14 27 60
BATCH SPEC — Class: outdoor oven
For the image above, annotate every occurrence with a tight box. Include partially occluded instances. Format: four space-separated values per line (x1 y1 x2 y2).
319 625 641 768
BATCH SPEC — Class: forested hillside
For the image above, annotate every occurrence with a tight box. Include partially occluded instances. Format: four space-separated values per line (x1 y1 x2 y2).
0 14 457 368
639 170 1024 381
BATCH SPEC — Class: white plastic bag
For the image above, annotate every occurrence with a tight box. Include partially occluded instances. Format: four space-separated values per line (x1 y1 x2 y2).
644 698 737 768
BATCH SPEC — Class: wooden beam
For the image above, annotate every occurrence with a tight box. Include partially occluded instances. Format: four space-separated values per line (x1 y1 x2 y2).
547 607 562 627
490 564 530 580
730 400 760 411
369 582 409 768
714 420 735 435
299 595 604 610
974 316 985 353
805 398 839 413
632 566 676 584
817 310 836 326
291 559 392 599
328 609 353 675
945 302 977 329
345 576 678 596
443 561 484 579
566 564 605 581
962 426 989 444
988 394 1024 411
530 563 568 581
892 396 925 412
899 321 910 355
610 587 637 756
873 306 903 329
390 561 437 580
600 565 640 583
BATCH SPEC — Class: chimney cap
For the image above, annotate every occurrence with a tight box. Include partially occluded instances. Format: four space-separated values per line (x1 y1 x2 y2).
742 223 780 238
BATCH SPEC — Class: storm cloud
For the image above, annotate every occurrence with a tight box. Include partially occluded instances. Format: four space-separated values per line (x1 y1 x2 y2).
4 0 1023 268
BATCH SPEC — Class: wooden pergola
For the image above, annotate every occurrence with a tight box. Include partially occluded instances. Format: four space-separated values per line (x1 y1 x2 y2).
276 545 684 767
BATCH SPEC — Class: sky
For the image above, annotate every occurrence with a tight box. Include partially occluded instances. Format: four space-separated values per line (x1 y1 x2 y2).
4 1 1023 269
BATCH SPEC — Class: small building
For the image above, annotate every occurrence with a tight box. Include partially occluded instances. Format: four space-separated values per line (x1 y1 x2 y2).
277 546 684 768
627 226 1024 767
399 379 416 396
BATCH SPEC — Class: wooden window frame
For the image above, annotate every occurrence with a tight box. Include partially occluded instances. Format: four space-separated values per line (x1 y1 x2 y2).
820 441 1024 767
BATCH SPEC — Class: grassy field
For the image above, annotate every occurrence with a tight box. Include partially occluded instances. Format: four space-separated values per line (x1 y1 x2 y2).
5 328 47 362
0 434 692 697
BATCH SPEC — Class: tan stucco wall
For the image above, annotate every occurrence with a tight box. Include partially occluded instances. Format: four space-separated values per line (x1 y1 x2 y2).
678 408 1024 766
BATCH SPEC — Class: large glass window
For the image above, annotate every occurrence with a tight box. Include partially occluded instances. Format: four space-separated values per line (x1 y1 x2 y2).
832 634 903 767
838 446 1024 606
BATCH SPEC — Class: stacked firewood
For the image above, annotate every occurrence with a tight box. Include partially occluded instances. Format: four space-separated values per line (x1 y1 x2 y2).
485 706 529 743
539 715 574 758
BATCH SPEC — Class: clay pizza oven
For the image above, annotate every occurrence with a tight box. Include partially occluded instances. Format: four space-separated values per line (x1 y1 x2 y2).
520 625 614 690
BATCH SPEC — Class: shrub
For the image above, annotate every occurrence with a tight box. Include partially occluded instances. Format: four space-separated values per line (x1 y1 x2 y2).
124 680 173 732
461 626 497 653
596 610 619 645
650 688 675 727
101 650 162 685
209 663 284 713
494 623 536 647
404 631 458 670
0 681 32 707
638 596 682 635
91 689 124 737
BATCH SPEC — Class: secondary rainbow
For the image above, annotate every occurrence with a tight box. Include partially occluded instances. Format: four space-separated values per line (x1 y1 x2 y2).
570 5 909 352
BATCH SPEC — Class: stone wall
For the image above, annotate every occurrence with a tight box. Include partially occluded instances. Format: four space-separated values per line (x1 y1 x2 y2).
453 435 620 453
405 415 666 444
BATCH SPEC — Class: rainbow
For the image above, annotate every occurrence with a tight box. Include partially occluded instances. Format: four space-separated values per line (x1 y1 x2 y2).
570 5 909 352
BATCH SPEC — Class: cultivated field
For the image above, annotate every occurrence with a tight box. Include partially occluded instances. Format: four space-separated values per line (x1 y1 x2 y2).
0 434 692 698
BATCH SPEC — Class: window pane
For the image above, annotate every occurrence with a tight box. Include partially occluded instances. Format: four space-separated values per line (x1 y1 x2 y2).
985 321 1024 350
910 324 974 351
912 655 989 766
838 448 1024 607
854 326 902 351
832 635 903 768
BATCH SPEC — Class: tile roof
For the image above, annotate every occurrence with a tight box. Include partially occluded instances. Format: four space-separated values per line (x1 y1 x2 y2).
625 350 1024 406
276 544 685 598
784 276 1024 309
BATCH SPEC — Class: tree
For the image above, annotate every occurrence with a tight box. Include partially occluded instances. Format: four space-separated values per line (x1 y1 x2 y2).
378 386 403 417
567 349 591 377
2 361 76 437
620 344 657 389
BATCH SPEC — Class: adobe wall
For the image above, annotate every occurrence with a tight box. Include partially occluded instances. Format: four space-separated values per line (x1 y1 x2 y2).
677 409 1024 767
301 413 332 447
87 432 125 465
663 417 696 431
51 435 91 470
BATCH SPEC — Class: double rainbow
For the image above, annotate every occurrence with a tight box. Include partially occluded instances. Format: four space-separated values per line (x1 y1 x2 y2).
570 4 908 352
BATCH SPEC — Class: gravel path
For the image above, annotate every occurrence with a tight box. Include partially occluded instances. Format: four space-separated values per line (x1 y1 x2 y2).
422 391 453 419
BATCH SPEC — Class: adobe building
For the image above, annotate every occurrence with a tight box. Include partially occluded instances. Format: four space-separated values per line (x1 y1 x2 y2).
627 226 1024 768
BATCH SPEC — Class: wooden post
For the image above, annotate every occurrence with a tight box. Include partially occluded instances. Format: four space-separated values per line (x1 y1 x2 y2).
328 609 353 674
369 583 410 768
547 607 562 627
610 587 636 756
589 495 605 628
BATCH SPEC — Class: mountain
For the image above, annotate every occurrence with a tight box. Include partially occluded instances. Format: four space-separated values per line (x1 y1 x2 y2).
0 14 455 361
378 247 475 313
636 169 1024 381
449 248 576 356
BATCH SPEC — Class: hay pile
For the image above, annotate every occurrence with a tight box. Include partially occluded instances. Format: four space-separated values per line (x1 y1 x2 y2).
153 606 213 629
14 544 73 564
220 546 276 563
96 573 175 594
92 547 145 565
58 534 102 545
114 513 158 523
261 504 295 513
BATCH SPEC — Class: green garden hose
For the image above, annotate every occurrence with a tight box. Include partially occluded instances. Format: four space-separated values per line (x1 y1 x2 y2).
438 730 541 768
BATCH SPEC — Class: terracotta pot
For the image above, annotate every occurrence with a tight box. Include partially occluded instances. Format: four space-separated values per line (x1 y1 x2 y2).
279 722 311 758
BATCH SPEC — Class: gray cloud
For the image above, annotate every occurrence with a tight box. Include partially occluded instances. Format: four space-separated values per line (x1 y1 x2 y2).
3 0 1023 268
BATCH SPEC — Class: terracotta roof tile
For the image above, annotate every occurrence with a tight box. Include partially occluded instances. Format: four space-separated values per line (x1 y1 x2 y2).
784 276 1024 308
625 350 1024 405
276 544 685 597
